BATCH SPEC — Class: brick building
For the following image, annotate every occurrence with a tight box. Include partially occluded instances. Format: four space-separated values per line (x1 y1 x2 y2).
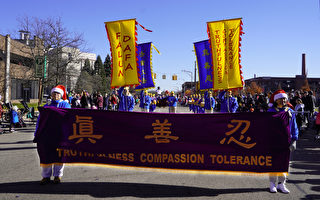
0 32 43 103
244 54 320 94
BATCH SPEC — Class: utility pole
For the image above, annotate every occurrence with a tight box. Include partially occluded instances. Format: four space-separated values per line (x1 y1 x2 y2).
4 35 11 103
181 70 193 91
194 61 197 93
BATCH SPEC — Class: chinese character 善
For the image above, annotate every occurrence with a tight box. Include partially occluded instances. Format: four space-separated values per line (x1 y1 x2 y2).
145 119 179 143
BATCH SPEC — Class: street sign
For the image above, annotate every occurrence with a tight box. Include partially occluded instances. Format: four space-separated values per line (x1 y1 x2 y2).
35 55 44 78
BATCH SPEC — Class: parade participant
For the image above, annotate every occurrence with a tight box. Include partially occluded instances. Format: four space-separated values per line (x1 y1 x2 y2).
118 87 135 112
198 94 205 113
139 90 151 112
204 91 216 113
218 90 238 113
192 94 199 113
156 86 162 97
35 85 71 185
268 89 299 194
149 94 157 112
167 91 178 113
188 95 194 112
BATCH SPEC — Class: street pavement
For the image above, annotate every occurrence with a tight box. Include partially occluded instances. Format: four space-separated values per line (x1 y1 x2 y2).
0 106 319 200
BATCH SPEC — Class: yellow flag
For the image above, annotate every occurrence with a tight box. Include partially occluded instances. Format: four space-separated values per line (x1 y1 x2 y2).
105 19 139 88
207 18 244 90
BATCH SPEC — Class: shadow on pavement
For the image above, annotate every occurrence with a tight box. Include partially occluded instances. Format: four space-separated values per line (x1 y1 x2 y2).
287 129 320 199
0 146 36 151
0 140 34 145
0 181 267 198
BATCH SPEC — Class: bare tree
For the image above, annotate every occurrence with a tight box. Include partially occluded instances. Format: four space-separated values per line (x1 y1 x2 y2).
16 16 87 89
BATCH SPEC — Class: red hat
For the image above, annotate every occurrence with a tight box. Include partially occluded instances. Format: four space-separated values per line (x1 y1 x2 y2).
51 85 67 100
269 89 288 107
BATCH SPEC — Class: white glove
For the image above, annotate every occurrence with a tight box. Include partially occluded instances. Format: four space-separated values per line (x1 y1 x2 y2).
289 140 296 151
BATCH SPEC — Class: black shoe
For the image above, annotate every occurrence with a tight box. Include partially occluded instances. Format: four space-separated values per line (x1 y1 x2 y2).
53 176 61 184
40 178 51 185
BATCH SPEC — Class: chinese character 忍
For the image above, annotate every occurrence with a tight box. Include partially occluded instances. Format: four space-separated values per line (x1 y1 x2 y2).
220 119 256 149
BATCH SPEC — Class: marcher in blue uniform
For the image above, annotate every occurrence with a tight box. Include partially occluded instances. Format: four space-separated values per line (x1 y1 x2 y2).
198 94 205 113
149 94 157 112
204 91 216 113
192 94 199 113
268 89 299 194
218 90 238 113
118 87 135 112
167 91 178 113
35 85 71 185
139 90 151 112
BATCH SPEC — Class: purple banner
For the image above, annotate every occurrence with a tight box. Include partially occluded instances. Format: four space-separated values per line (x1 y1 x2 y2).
194 40 213 90
35 107 290 174
136 42 155 90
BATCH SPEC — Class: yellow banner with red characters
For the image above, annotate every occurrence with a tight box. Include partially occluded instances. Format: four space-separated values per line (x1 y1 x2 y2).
105 19 140 88
207 18 244 90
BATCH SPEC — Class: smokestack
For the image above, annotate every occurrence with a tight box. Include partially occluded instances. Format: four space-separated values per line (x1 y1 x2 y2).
302 53 306 77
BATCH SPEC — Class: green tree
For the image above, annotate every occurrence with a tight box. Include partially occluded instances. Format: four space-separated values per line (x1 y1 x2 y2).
94 55 103 75
75 71 93 93
94 55 110 94
82 58 92 75
104 54 112 77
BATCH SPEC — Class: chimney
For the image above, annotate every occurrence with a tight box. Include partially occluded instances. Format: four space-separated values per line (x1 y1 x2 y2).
18 30 30 45
302 53 306 77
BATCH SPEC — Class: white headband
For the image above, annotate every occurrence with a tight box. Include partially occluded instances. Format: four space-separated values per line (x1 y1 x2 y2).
51 88 64 96
274 93 287 101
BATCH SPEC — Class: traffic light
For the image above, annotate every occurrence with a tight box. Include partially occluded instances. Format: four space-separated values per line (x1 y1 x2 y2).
162 75 166 79
172 74 177 80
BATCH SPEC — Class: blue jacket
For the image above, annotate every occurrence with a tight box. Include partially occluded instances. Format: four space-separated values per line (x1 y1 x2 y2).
139 91 152 109
268 106 299 141
167 96 178 107
11 110 19 124
218 91 238 113
204 91 216 110
44 99 71 108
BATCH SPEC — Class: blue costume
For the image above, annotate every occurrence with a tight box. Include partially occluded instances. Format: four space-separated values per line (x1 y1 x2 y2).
167 95 178 113
167 96 178 107
118 87 135 112
139 91 152 111
204 91 215 112
149 96 157 112
218 91 238 113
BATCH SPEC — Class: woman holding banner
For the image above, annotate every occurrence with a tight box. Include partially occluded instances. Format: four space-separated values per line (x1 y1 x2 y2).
35 85 71 185
268 89 299 194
